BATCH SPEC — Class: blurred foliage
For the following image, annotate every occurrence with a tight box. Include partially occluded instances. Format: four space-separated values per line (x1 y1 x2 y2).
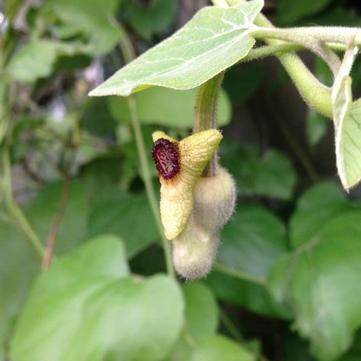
1 1 361 361
11 237 184 361
121 0 176 40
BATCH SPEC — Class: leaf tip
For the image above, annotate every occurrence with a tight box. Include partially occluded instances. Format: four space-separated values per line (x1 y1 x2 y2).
88 87 104 97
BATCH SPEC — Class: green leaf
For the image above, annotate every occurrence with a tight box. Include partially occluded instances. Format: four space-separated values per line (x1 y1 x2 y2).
223 62 265 106
6 40 83 83
333 82 361 190
0 223 39 361
183 282 218 341
207 205 290 318
122 0 176 40
45 0 121 55
219 205 288 279
331 44 361 190
0 182 88 359
284 330 315 361
6 40 59 83
108 87 231 128
313 6 361 27
87 190 159 258
81 98 118 138
30 182 89 254
188 335 255 361
306 110 329 147
89 0 264 97
277 0 333 24
11 236 184 361
207 273 290 318
221 142 296 200
269 208 361 360
118 125 158 189
165 334 256 361
339 352 361 361
290 181 348 248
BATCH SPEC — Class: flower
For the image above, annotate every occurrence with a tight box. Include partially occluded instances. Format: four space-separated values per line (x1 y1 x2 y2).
172 167 236 279
152 129 223 240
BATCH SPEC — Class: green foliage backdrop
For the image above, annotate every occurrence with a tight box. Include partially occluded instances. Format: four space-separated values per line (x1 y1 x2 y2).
1 1 361 361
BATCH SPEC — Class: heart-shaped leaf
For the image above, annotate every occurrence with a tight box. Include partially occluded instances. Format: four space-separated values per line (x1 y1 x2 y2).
269 183 361 360
207 205 290 318
11 236 184 361
289 181 348 248
89 0 264 97
183 282 219 340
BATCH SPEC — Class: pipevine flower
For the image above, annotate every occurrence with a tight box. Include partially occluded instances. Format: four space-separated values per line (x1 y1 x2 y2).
152 129 223 240
172 166 236 279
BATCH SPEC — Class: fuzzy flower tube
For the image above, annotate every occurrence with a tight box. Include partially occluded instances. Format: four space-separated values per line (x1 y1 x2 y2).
152 129 236 279
152 129 223 240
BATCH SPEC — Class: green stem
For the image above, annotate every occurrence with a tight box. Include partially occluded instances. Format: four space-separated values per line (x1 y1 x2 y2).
254 14 333 119
251 26 344 75
193 72 224 176
1 150 45 257
0 55 44 258
118 26 175 279
241 43 303 62
242 42 346 64
194 72 225 132
252 26 361 47
126 98 174 278
118 26 136 63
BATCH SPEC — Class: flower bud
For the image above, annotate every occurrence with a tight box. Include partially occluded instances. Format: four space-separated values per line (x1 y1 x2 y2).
172 216 219 280
193 167 236 231
172 166 236 279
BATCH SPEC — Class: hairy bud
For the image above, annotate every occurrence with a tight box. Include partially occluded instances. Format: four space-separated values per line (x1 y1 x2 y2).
193 167 236 231
172 217 219 280
172 167 236 279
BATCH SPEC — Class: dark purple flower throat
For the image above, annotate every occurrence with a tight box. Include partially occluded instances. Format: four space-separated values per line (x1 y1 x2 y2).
152 138 180 180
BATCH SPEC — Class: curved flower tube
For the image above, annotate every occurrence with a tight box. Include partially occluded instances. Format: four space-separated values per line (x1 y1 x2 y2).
152 129 223 240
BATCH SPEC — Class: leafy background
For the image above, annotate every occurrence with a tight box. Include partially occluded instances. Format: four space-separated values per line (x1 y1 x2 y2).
1 0 361 361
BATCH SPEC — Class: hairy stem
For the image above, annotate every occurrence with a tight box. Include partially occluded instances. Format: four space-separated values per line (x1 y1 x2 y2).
194 73 224 132
251 26 358 74
241 43 304 62
237 41 346 64
254 14 333 119
252 26 361 47
118 26 175 279
193 72 224 176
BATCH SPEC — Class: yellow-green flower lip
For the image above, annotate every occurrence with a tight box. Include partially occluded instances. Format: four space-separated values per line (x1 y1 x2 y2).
152 129 223 240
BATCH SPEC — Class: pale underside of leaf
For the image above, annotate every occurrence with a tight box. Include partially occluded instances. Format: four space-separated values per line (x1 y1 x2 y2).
89 0 264 97
333 79 361 191
332 46 361 190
